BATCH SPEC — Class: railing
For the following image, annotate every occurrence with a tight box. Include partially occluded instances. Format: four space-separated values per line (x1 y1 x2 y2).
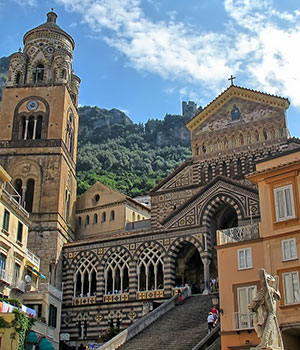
233 312 255 330
0 268 11 285
39 283 63 301
2 182 29 218
26 249 40 269
12 279 25 292
217 223 260 245
136 289 164 300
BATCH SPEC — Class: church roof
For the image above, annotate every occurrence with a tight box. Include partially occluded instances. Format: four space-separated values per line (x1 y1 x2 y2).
161 175 258 226
186 85 290 132
23 11 75 49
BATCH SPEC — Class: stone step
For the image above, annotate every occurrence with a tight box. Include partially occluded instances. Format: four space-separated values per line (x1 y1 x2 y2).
118 295 219 350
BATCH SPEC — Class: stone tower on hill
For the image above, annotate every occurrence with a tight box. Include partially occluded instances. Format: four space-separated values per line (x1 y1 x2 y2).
0 11 80 288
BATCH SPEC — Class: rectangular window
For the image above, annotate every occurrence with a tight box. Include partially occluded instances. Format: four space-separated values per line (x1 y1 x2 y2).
14 263 20 281
235 285 257 329
274 184 295 221
2 209 10 232
17 222 23 242
0 253 6 271
282 238 298 261
48 304 57 328
283 271 300 305
238 248 252 270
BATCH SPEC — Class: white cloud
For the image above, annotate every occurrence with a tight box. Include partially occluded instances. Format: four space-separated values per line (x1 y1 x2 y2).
12 0 37 5
56 0 300 107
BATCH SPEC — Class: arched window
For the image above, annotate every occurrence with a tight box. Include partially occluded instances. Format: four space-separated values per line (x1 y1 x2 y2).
263 129 268 140
247 133 251 144
222 161 227 176
239 134 244 145
255 130 260 142
137 246 164 291
104 250 130 295
33 64 44 83
64 190 71 222
74 254 97 297
14 178 23 203
16 72 21 84
102 212 106 222
85 215 90 225
232 136 236 147
61 69 67 79
137 214 140 221
66 112 74 156
132 212 135 221
110 210 115 221
25 178 35 213
202 143 206 154
78 216 82 227
94 213 98 224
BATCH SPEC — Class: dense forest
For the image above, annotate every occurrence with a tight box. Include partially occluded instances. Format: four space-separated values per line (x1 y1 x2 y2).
77 106 191 196
0 56 192 197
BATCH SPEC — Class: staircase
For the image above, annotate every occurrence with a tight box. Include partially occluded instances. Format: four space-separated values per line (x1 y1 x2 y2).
118 295 220 350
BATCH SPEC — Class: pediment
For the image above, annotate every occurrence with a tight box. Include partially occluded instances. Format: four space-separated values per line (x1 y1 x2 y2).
150 160 193 193
186 85 289 133
162 177 259 230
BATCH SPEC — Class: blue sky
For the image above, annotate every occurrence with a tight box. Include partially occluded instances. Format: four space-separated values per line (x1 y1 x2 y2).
1 0 300 136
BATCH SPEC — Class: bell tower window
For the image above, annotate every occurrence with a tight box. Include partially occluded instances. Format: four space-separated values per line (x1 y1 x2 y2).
19 115 43 140
16 72 21 85
25 178 35 213
33 64 44 83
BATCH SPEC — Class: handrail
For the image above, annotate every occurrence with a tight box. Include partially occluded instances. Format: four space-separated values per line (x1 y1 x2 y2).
191 324 220 350
100 295 178 350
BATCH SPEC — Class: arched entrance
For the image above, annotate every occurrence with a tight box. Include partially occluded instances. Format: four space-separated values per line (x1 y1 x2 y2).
209 204 238 278
174 242 203 294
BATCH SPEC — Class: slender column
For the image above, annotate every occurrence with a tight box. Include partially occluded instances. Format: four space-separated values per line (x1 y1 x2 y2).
88 273 91 295
24 118 29 140
154 265 157 290
145 266 149 291
112 270 115 293
33 118 37 139
202 257 211 295
81 273 84 296
120 269 123 292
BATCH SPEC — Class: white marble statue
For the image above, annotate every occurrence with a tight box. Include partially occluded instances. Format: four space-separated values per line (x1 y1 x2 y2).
248 268 284 350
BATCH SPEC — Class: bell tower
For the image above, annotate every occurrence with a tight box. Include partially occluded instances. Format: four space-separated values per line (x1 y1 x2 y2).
0 11 80 288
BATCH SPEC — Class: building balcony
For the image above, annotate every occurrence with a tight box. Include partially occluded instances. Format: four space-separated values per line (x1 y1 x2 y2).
217 223 260 245
233 312 255 330
11 279 25 292
0 268 11 285
2 182 29 218
39 282 62 301
26 249 40 270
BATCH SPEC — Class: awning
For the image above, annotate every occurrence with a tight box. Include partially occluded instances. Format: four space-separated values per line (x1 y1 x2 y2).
38 338 54 350
26 265 46 279
26 331 38 344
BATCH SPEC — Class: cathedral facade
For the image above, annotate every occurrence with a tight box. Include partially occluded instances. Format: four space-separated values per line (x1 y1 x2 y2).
1 11 300 349
61 87 299 347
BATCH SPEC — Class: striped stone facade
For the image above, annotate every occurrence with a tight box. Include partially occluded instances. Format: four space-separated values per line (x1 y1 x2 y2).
61 87 300 347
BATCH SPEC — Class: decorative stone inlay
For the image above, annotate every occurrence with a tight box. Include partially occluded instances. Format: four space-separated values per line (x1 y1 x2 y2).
103 293 129 303
72 296 96 305
136 290 164 300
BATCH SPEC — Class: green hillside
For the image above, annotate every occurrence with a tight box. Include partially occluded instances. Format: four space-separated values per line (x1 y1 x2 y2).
77 106 191 196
